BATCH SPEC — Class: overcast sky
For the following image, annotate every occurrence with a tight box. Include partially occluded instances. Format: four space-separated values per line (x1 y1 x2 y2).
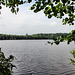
0 3 75 35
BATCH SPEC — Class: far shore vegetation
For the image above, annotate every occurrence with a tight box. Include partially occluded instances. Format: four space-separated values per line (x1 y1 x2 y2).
0 33 69 40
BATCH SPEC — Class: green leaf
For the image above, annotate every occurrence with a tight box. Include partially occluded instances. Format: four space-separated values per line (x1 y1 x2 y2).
17 8 19 12
67 39 72 44
28 0 32 3
48 15 52 18
47 41 51 44
0 6 2 9
30 6 35 10
54 41 60 45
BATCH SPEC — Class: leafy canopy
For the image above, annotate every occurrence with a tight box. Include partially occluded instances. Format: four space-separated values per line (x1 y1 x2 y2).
0 0 75 25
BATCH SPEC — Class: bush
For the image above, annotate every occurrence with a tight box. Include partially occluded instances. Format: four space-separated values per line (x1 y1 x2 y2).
0 48 16 75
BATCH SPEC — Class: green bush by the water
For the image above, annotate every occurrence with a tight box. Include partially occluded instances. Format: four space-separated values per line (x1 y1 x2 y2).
0 48 15 75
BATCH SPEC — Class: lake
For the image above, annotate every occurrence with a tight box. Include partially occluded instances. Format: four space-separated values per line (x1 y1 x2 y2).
0 40 75 75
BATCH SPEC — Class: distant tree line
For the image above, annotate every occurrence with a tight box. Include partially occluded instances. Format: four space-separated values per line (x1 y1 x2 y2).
0 33 70 40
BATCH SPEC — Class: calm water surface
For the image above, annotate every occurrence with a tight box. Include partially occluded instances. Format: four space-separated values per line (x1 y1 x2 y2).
0 40 75 75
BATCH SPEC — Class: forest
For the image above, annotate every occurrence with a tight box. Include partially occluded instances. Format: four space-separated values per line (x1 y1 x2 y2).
0 33 69 40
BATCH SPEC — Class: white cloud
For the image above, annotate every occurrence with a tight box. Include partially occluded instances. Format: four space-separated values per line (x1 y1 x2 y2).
0 5 75 35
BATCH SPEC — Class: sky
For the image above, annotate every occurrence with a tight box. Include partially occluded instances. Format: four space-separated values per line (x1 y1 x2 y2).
0 3 75 35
